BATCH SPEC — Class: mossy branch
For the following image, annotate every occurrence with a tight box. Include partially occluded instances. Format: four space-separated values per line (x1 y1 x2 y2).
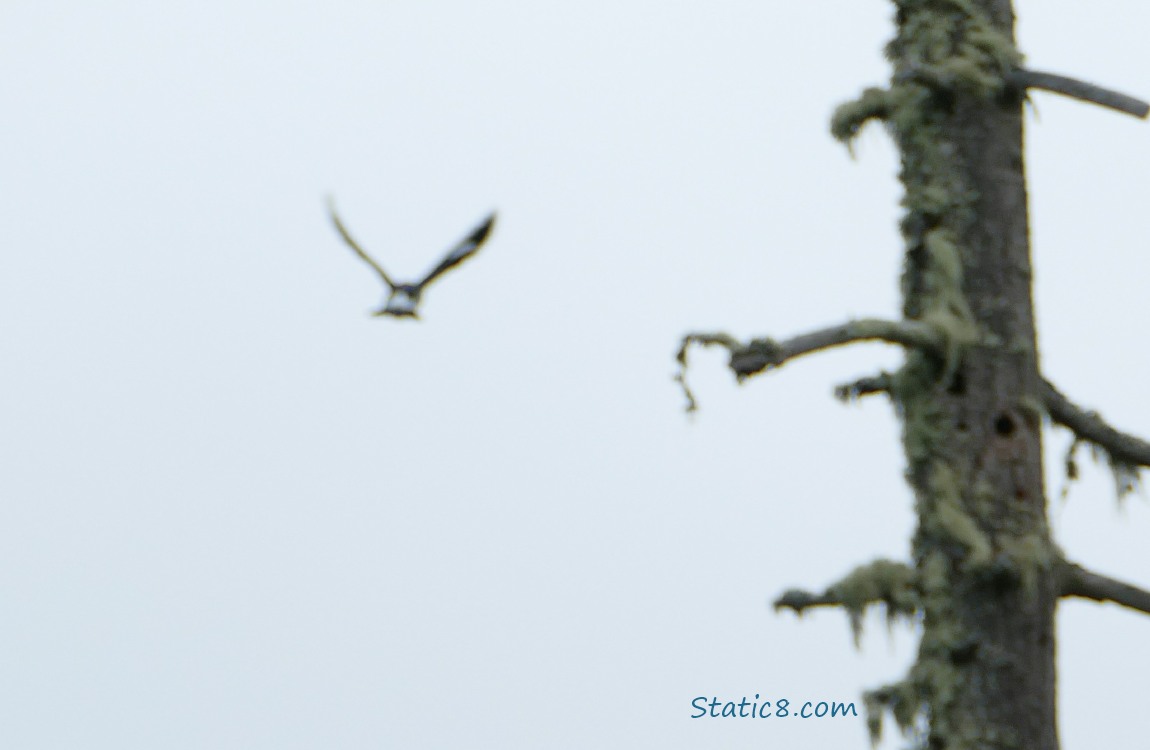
1042 382 1142 499
1060 561 1150 615
1041 379 1150 482
675 318 944 412
774 559 919 646
1011 69 1150 119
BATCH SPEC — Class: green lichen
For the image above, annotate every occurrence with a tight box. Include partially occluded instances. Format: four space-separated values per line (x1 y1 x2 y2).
999 532 1057 600
971 477 997 518
926 464 992 566
1106 450 1142 500
825 559 919 645
831 87 894 146
861 543 1001 748
887 0 1022 86
864 679 923 744
1065 441 1144 502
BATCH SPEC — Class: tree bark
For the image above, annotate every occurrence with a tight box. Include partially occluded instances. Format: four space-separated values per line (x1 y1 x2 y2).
889 1 1058 748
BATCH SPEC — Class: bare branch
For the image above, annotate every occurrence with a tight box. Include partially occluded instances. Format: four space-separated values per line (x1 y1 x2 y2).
675 318 943 412
774 588 843 612
1011 69 1150 119
1060 561 1150 615
1041 379 1150 470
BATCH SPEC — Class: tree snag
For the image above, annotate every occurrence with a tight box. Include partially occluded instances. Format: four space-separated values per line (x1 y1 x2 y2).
675 2 1148 748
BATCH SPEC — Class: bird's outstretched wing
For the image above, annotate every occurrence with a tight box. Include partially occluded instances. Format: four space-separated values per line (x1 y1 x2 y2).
417 213 496 289
327 196 397 290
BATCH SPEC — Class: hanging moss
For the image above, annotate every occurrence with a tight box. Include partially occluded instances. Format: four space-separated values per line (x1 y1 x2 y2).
825 559 919 645
831 87 895 145
864 679 923 744
999 532 1058 600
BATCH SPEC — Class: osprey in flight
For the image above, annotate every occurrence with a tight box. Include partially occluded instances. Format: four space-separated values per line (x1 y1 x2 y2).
327 197 496 319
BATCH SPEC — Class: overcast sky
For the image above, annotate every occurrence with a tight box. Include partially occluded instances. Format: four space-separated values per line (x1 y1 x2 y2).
2 2 1148 748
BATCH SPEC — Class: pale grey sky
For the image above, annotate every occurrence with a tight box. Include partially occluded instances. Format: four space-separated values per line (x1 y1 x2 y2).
2 2 1148 748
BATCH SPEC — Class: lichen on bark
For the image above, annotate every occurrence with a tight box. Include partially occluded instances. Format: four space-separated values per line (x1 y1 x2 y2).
832 2 1058 748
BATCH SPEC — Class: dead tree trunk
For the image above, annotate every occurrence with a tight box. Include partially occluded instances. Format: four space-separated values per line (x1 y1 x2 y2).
884 1 1056 745
675 2 1150 749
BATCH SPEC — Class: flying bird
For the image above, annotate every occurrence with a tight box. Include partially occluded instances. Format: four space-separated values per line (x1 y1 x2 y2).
327 196 496 319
